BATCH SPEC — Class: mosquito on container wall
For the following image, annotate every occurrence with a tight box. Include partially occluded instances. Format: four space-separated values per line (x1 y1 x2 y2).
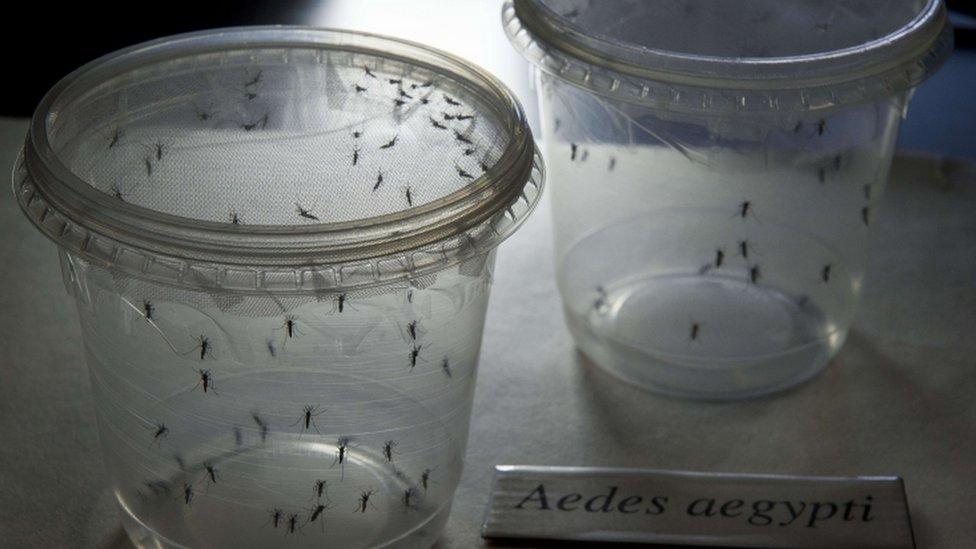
195 369 216 394
409 343 423 370
441 357 452 379
267 508 284 529
252 412 270 444
405 186 414 207
382 440 398 463
277 315 303 338
453 130 472 145
333 437 354 480
420 468 433 491
285 512 302 534
714 248 725 268
406 320 421 341
203 462 219 485
229 210 242 225
749 264 762 284
148 421 169 447
241 113 269 131
355 84 367 93
822 264 833 283
307 502 331 532
312 479 331 503
690 322 701 341
402 486 421 510
356 490 378 513
182 483 194 506
363 65 377 78
142 300 155 321
234 427 243 447
570 143 578 161
292 405 325 434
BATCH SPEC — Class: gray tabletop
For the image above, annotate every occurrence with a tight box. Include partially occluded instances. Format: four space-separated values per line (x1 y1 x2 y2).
1 109 975 548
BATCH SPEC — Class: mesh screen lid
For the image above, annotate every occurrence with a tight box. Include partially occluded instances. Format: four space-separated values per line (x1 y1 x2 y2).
16 27 542 288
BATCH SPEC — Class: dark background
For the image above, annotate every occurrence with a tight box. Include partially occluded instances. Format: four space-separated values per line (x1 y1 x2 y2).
1 0 973 159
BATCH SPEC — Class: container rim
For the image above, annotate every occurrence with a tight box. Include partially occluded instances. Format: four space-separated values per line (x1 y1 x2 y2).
14 26 544 293
503 0 953 113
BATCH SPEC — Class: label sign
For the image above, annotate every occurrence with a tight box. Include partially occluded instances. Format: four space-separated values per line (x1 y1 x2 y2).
482 466 914 548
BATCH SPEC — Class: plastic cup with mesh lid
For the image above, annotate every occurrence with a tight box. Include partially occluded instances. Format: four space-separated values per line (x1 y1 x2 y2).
13 26 542 548
504 0 951 399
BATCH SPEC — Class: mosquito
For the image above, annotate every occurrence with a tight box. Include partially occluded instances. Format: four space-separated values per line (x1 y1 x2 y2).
817 118 827 136
608 157 617 171
355 84 367 93
861 206 870 226
333 436 352 479
195 369 216 394
292 405 325 434
750 265 762 284
738 200 752 219
363 66 376 78
154 141 166 161
150 422 169 446
715 248 725 268
279 314 302 338
380 135 398 149
144 156 153 177
739 240 751 259
430 117 447 130
690 322 700 341
268 508 284 529
421 469 432 491
296 203 320 221
405 186 414 207
192 335 211 360
285 513 301 534
409 343 423 370
455 114 474 121
335 293 347 313
453 130 472 145
109 127 123 149
308 502 330 530
356 490 377 513
230 210 241 225
570 143 578 160
203 462 218 484
407 320 420 341
388 78 402 85
398 89 413 99
312 479 330 502
252 413 270 443
244 70 263 87
822 264 832 283
382 440 397 463
443 94 461 106
442 358 452 378
352 145 360 166
393 98 406 107
182 483 194 506
402 486 420 510
110 184 126 201
142 300 154 321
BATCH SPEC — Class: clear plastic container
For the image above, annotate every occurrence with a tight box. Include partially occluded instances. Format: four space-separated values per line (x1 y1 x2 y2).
13 27 542 548
504 0 952 399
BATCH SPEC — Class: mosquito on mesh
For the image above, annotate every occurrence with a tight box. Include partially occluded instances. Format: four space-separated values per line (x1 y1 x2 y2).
420 468 433 491
441 358 452 379
363 66 377 78
352 145 360 166
380 135 399 149
388 77 402 85
285 512 302 534
110 184 127 201
229 210 242 225
453 130 472 145
430 117 447 130
109 127 123 149
292 405 325 434
455 114 474 121
142 300 155 321
296 203 320 221
443 94 461 106
405 186 414 207
373 171 384 192
355 84 367 93
244 70 263 88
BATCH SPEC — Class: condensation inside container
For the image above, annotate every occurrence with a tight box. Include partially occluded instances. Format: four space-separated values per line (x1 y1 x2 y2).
45 47 507 225
69 249 495 548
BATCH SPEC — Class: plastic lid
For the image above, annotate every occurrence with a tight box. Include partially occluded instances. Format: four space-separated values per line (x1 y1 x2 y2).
14 27 543 292
504 0 953 112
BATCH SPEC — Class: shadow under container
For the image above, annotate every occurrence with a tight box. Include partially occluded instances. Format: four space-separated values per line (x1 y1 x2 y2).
504 0 952 399
13 27 542 548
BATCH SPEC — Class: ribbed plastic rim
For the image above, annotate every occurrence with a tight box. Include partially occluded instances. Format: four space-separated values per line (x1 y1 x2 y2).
503 0 953 114
12 26 544 293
